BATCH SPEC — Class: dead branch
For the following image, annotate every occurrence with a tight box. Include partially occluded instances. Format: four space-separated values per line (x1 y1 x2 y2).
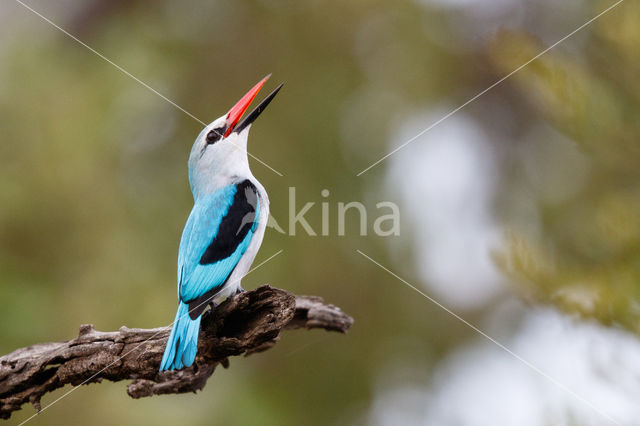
0 285 353 420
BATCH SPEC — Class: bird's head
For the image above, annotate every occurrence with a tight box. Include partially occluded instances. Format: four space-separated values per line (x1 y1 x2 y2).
188 75 282 198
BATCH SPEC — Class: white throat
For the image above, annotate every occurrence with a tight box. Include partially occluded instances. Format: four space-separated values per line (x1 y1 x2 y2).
188 125 253 199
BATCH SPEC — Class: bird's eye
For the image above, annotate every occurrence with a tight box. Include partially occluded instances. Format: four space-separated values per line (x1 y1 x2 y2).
205 124 228 146
206 128 223 144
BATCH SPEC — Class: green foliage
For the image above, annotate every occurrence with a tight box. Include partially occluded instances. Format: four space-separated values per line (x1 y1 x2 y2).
490 2 640 330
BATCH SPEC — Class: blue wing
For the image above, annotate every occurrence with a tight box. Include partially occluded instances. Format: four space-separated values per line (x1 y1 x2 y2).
177 180 260 310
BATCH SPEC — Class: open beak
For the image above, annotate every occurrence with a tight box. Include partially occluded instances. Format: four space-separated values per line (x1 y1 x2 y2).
224 75 283 137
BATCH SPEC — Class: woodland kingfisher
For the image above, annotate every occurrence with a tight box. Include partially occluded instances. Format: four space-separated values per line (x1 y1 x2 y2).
160 76 282 371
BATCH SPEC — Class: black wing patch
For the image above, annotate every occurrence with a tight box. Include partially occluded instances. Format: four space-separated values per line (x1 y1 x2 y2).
199 179 258 265
188 286 224 319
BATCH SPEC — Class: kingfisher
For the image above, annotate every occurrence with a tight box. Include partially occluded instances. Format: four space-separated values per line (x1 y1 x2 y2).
160 76 282 371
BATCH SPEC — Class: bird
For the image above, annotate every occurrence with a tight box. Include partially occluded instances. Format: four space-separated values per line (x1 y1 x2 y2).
160 76 282 371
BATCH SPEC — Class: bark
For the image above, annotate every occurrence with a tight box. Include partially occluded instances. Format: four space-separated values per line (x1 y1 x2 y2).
0 285 353 420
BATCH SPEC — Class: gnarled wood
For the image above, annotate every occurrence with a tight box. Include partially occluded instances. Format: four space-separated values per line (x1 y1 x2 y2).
0 285 353 419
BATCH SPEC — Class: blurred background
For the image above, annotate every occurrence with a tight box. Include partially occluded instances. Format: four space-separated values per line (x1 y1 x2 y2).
1 0 639 424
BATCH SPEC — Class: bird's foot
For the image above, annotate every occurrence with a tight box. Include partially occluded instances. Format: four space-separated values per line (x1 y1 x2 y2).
208 300 218 310
235 286 246 295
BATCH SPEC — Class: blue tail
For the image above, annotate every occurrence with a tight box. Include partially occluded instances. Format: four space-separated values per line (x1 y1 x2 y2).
160 302 202 371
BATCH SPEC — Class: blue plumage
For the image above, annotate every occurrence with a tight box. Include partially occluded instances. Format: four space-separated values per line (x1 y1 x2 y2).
160 184 260 371
161 302 201 370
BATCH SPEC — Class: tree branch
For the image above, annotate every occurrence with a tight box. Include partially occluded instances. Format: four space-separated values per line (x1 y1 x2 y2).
0 285 353 420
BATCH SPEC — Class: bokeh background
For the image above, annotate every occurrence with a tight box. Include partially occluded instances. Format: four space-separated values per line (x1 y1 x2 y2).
1 0 639 425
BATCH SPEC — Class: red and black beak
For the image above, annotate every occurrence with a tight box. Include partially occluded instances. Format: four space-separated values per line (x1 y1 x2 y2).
224 75 283 137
